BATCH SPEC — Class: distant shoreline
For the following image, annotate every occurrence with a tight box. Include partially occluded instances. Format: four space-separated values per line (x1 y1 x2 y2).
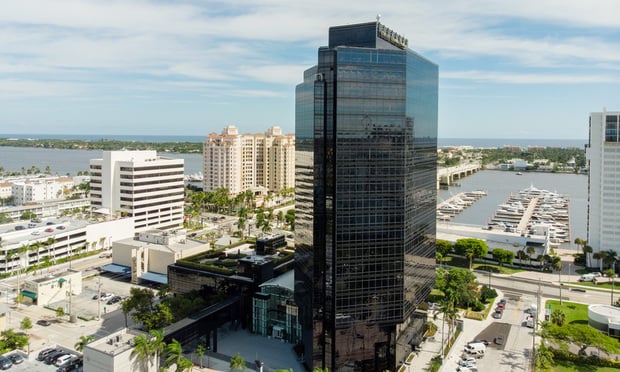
0 134 587 150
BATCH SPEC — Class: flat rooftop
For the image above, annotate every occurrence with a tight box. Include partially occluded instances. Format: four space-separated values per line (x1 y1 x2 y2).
86 328 146 356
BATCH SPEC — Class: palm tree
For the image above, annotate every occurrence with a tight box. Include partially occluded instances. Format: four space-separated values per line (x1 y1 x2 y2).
526 246 536 267
132 329 166 371
131 334 151 371
516 250 527 268
433 299 449 356
196 344 206 368
604 269 616 305
165 339 183 370
149 329 166 370
549 256 563 304
75 335 96 352
574 237 593 268
230 352 246 371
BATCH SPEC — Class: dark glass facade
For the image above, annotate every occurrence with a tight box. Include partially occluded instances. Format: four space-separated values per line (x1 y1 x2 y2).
294 22 438 371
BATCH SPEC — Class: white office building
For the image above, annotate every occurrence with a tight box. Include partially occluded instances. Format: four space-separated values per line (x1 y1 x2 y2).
89 151 184 232
586 110 620 258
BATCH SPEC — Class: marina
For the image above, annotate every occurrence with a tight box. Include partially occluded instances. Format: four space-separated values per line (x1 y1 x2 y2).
488 184 571 247
437 190 487 221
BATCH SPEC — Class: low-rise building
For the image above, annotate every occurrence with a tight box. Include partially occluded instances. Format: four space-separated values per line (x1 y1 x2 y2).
102 229 209 284
22 269 82 307
252 270 301 344
0 217 134 276
83 328 158 372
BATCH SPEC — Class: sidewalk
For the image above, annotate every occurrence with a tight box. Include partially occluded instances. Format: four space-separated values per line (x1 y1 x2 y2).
439 289 503 372
406 290 504 372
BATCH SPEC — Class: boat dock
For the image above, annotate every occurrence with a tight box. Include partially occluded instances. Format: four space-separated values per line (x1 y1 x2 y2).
489 185 571 245
437 190 487 221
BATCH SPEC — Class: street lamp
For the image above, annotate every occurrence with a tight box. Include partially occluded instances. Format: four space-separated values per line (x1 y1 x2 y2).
207 345 210 368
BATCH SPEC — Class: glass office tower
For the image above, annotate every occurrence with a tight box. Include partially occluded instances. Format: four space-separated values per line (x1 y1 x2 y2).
295 22 438 371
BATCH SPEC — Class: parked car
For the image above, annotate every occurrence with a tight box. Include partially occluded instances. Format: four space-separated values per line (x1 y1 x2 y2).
58 357 83 372
55 354 74 367
31 230 41 235
37 347 59 361
8 354 24 364
45 350 67 364
467 339 489 346
57 225 66 230
45 227 54 232
492 310 503 319
0 356 12 370
14 225 25 231
37 319 52 326
494 335 505 345
499 298 507 305
107 295 122 305
46 221 55 225
496 302 505 310
100 293 114 302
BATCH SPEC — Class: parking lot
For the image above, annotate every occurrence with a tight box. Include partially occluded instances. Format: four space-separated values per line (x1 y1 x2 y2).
0 350 81 372
46 273 150 321
461 291 536 372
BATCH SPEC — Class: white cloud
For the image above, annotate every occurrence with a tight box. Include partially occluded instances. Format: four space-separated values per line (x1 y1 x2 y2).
442 70 620 84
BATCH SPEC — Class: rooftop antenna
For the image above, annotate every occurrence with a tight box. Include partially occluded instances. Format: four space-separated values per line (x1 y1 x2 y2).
376 14 381 23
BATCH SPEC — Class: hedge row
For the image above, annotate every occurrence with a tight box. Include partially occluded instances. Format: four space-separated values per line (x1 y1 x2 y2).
551 348 620 368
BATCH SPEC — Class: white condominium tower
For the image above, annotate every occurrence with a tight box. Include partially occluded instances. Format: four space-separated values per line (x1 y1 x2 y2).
89 150 185 232
586 110 620 256
203 126 295 194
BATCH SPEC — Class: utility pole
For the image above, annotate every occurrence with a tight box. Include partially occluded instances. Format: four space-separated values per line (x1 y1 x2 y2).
488 270 491 288
532 278 542 370
97 276 102 320
68 277 72 321
16 264 20 308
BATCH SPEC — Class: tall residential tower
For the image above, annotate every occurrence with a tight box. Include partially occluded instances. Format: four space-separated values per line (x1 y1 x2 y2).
294 21 438 371
586 110 620 258
203 126 295 195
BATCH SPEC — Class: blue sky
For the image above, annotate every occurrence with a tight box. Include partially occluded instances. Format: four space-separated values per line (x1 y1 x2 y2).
1 0 618 139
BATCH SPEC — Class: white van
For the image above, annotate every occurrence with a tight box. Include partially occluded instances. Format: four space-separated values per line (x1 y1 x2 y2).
465 342 486 355
579 273 596 282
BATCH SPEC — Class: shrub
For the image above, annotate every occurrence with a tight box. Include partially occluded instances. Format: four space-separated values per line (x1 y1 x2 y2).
471 300 485 312
479 285 498 303
573 253 586 266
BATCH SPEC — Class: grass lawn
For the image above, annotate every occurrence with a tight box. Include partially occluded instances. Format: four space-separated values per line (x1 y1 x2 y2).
553 360 620 371
545 300 589 324
441 256 524 274
568 280 620 290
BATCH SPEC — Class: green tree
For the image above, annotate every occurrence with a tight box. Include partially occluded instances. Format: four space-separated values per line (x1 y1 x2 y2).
535 342 554 371
574 237 593 268
196 344 206 368
131 333 153 371
1 328 28 349
453 238 488 269
436 240 453 265
526 246 536 267
491 248 515 267
163 342 193 372
19 317 32 334
230 352 246 371
604 268 617 305
549 309 566 326
75 335 96 352
56 306 65 319
435 267 479 308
